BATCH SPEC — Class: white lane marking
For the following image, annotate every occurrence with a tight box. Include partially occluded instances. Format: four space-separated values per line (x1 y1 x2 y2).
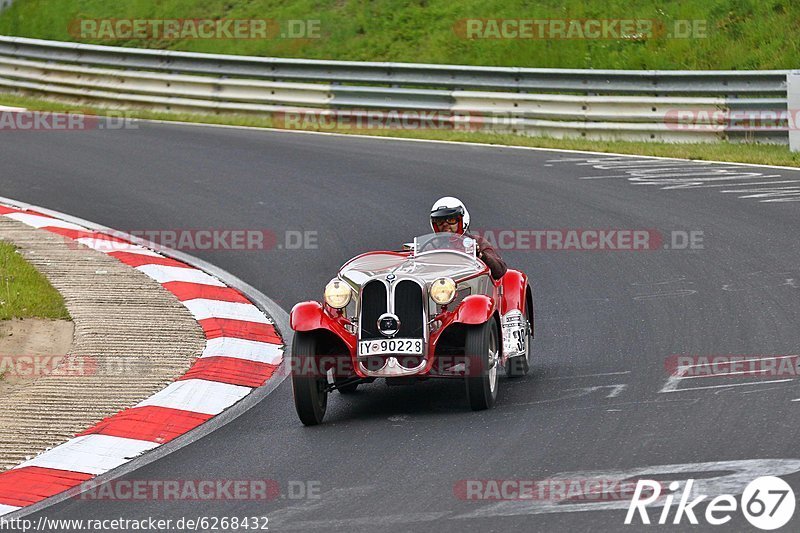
136 264 225 286
676 355 799 380
683 369 786 379
13 435 159 475
75 237 162 256
601 384 627 398
721 186 800 202
679 354 799 367
581 167 772 181
0 504 21 516
541 371 631 380
135 379 251 415
661 378 792 393
0 106 26 112
182 298 272 324
554 156 800 203
661 354 799 393
681 180 800 189
455 459 800 519
517 384 627 405
4 212 86 230
201 336 283 364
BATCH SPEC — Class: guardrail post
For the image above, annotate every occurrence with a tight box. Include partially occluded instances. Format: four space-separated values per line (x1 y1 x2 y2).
789 71 800 152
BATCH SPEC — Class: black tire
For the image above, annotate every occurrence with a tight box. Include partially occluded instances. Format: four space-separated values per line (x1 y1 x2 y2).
505 304 533 377
465 318 500 411
291 332 328 426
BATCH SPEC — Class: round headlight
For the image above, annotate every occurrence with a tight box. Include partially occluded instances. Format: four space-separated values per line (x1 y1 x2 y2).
430 277 457 305
324 279 351 309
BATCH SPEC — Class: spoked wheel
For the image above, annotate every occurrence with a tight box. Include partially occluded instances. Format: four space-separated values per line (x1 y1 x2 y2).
291 332 328 426
465 318 500 411
505 305 533 377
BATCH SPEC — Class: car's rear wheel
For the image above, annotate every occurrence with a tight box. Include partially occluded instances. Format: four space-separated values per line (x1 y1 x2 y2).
505 304 533 377
465 318 500 411
291 332 328 425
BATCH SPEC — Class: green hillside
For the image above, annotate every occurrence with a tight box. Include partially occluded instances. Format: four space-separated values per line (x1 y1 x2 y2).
0 0 797 69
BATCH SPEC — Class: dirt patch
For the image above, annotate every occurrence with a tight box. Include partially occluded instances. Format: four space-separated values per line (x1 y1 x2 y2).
0 319 74 395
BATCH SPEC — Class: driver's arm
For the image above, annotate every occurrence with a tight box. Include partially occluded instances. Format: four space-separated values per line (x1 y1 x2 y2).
474 235 507 280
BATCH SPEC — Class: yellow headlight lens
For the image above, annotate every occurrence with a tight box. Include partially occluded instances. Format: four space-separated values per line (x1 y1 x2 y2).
324 279 351 309
430 277 457 305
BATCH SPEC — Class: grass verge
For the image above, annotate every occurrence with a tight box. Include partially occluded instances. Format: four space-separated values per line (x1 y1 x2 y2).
0 240 70 320
1 91 799 168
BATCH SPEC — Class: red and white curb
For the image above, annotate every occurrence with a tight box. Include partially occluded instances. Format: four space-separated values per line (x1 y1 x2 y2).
0 203 284 514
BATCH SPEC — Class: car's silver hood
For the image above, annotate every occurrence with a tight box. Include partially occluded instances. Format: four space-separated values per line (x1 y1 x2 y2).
339 251 484 287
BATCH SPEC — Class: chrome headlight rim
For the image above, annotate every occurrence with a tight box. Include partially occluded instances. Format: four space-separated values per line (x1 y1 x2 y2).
324 278 352 309
430 277 457 305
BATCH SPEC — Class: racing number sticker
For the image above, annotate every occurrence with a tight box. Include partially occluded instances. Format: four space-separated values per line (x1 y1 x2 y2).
502 311 526 356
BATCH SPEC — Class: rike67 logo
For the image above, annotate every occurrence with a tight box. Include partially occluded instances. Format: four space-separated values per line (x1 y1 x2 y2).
626 476 795 529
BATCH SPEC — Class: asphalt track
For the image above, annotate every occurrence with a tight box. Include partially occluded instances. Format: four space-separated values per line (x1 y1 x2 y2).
2 122 800 532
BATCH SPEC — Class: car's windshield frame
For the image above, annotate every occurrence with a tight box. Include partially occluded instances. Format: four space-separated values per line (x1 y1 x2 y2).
412 232 477 258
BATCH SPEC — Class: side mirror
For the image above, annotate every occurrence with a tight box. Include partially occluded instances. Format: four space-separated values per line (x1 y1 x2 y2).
402 242 414 251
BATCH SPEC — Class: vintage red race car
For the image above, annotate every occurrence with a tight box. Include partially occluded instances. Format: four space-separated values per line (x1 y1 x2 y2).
289 233 534 425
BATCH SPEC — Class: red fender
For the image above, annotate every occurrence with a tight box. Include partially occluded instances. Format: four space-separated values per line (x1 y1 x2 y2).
290 301 356 352
290 301 330 331
452 294 495 325
500 269 529 315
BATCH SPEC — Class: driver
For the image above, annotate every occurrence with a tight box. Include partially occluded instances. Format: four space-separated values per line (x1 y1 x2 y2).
430 197 507 280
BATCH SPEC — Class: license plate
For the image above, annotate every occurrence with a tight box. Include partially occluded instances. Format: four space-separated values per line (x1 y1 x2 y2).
358 338 423 356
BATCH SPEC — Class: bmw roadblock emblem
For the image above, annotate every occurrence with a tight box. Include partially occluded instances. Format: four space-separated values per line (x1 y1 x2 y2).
377 312 400 337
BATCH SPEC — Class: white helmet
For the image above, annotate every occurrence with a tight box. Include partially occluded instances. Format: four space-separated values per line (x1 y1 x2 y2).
430 196 470 234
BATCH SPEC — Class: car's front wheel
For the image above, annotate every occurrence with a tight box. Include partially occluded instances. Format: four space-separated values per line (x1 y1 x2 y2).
465 318 500 411
291 332 328 425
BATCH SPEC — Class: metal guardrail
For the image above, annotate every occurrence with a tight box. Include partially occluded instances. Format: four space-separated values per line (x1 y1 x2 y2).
0 35 791 144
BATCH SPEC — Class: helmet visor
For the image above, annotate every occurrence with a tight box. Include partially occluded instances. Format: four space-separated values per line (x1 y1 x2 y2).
430 206 464 219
